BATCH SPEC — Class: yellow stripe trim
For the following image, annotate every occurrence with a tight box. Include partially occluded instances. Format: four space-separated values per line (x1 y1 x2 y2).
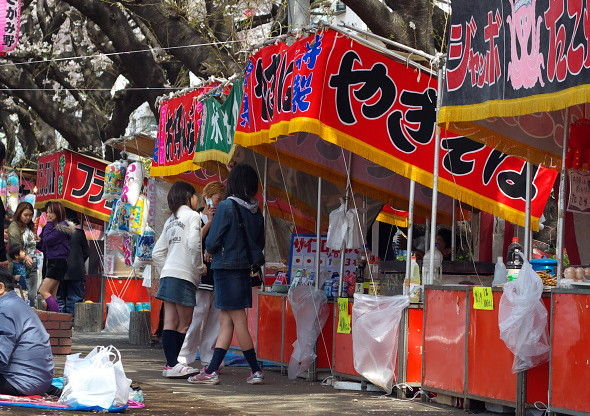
236 117 540 230
192 146 237 165
150 160 201 177
376 212 409 228
35 199 110 222
439 83 590 123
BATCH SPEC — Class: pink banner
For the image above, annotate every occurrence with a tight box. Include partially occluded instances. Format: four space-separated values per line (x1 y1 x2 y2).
0 0 21 53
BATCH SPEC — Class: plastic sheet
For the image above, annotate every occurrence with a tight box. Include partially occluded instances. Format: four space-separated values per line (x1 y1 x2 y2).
287 285 329 379
103 295 130 334
352 294 409 393
498 259 550 373
326 203 363 250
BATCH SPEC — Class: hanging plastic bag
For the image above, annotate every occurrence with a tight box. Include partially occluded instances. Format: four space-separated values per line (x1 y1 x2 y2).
121 162 144 206
326 203 348 250
104 161 126 201
499 258 550 373
346 208 363 249
287 285 329 379
6 171 19 213
103 295 131 334
129 195 148 235
352 294 409 393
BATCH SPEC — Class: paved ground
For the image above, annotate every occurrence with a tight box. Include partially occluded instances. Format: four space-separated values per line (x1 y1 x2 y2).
1 332 499 415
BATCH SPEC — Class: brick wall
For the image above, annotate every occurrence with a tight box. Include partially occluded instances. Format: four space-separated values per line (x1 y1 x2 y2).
35 310 73 355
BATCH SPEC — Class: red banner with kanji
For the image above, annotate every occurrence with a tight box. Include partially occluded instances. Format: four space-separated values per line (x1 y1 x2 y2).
153 82 230 176
235 28 557 229
36 150 111 222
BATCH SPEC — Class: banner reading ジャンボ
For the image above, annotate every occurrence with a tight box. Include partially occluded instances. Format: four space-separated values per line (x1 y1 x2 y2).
440 0 590 122
235 28 557 229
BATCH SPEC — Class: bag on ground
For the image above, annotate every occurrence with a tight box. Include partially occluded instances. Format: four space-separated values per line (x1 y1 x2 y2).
59 345 131 409
499 259 550 373
352 294 409 394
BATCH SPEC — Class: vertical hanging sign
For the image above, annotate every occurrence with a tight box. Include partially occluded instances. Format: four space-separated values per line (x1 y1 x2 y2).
0 0 21 53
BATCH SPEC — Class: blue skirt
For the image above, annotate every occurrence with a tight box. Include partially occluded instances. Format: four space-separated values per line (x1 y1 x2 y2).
156 277 197 307
213 269 252 310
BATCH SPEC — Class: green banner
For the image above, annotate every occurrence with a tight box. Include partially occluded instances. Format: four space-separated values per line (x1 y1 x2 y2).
194 79 243 164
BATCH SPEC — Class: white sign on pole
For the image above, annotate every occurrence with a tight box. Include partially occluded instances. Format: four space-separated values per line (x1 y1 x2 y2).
568 170 590 214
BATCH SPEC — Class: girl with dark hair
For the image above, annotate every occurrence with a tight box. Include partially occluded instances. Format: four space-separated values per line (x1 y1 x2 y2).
8 202 38 305
189 163 265 385
152 181 206 378
38 201 74 312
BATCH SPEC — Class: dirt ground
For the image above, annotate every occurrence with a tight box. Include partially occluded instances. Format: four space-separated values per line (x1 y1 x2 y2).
0 333 499 416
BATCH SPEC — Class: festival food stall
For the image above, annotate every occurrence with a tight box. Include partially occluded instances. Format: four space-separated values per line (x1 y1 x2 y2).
35 150 116 307
233 25 559 390
429 1 590 414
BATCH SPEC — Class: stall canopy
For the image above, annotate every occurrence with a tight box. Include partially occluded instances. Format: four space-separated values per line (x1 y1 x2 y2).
438 0 590 168
234 28 557 229
36 149 111 222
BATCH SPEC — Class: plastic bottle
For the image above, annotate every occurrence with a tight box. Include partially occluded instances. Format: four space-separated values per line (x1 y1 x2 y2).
408 254 422 302
506 237 523 282
423 243 443 284
492 256 507 286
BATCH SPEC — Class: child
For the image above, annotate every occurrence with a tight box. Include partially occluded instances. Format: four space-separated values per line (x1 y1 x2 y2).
8 245 29 301
152 181 207 378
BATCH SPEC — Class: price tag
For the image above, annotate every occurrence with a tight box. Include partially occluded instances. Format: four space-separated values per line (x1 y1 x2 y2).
473 287 494 310
337 297 351 334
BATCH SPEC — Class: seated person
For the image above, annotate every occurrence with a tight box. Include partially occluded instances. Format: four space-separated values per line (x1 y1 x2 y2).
0 268 60 397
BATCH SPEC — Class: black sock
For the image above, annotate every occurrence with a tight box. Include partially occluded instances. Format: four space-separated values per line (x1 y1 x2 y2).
176 332 186 359
243 348 261 373
206 348 227 374
162 330 179 367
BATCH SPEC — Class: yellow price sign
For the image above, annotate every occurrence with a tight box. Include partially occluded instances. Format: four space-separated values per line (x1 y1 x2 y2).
473 286 494 310
337 297 351 334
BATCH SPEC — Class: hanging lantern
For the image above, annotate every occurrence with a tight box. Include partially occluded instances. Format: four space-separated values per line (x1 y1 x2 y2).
567 118 590 170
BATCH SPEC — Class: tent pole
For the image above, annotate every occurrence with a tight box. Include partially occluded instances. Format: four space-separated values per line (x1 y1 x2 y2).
427 60 445 285
404 180 416 295
262 156 268 290
338 151 353 297
556 109 569 280
524 161 532 260
451 198 457 261
315 177 322 289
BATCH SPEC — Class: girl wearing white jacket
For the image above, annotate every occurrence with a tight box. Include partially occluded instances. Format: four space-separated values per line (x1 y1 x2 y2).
153 181 206 378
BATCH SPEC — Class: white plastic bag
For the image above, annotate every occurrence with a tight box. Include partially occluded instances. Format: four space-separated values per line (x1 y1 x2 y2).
498 259 550 373
326 203 348 250
352 294 410 393
287 285 329 379
60 346 131 409
103 295 131 334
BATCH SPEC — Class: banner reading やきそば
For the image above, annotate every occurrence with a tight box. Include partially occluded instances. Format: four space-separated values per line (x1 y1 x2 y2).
235 28 557 229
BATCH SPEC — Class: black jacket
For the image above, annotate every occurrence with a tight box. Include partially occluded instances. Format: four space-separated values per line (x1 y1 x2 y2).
64 228 89 281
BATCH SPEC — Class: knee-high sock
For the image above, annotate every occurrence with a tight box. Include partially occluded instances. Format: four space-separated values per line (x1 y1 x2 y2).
175 331 186 360
242 348 261 373
205 348 227 374
162 330 179 367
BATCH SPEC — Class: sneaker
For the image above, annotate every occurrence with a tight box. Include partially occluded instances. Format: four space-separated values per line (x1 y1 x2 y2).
164 363 200 378
187 369 220 385
162 365 173 377
246 371 264 385
201 362 225 374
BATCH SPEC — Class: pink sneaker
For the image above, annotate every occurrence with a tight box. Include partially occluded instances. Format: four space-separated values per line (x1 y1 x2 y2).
162 365 173 377
246 371 264 385
164 363 200 378
187 369 220 385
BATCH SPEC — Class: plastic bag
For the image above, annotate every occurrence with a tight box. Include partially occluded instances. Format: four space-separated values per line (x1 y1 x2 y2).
326 203 348 250
346 208 363 249
498 259 550 373
103 295 131 334
121 162 144 206
60 346 131 409
104 161 126 201
287 285 329 379
352 294 410 393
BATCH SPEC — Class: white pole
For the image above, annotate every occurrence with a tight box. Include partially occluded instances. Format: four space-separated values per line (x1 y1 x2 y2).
404 180 416 295
288 0 310 30
556 109 569 280
315 178 322 289
427 62 445 285
524 161 532 260
262 156 268 289
451 198 457 261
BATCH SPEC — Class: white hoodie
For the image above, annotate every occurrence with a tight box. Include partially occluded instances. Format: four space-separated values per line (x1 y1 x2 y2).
152 205 206 285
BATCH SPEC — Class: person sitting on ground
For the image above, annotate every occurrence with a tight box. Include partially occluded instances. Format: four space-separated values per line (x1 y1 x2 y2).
0 267 61 397
8 244 28 292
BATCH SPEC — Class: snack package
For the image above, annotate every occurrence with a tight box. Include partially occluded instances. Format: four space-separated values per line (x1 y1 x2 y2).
129 195 149 235
121 162 144 206
104 161 126 201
